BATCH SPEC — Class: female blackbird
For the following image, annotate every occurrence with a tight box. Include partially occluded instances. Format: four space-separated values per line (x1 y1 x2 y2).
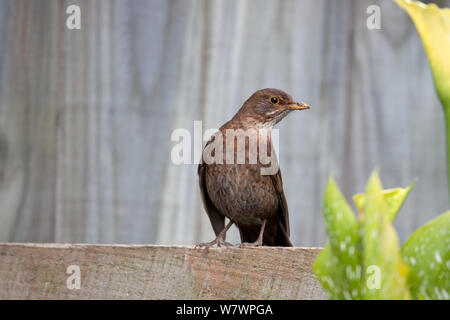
198 88 310 248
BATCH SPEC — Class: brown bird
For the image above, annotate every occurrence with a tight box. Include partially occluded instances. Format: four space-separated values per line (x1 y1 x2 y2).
198 88 310 248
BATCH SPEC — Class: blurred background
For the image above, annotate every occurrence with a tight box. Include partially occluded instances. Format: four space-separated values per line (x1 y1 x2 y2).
0 0 449 246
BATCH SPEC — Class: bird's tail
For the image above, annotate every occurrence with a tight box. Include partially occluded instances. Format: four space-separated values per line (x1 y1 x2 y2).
238 222 292 247
274 224 293 247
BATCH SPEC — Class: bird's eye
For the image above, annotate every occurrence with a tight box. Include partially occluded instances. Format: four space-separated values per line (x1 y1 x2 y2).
270 97 279 104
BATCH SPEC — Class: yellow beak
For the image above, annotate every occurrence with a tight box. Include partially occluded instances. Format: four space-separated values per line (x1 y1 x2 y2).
286 102 310 110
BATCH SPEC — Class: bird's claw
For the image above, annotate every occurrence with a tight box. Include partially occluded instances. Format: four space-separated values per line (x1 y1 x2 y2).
195 236 233 250
239 240 263 248
217 240 234 247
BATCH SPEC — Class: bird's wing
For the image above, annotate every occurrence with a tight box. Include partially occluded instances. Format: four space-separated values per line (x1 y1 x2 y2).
270 169 290 237
198 141 225 237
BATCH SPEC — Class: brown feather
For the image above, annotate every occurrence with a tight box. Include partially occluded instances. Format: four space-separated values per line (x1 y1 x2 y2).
198 88 308 247
198 140 225 237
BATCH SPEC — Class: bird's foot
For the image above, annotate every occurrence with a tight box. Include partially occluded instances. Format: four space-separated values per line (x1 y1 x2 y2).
196 235 233 254
195 220 235 256
196 237 233 249
239 219 266 248
239 239 263 248
216 238 234 247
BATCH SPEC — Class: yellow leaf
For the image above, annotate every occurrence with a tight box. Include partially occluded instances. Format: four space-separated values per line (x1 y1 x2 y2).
394 0 450 107
353 183 414 222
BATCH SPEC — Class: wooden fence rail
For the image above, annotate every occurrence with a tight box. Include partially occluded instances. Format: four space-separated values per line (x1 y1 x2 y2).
0 244 326 300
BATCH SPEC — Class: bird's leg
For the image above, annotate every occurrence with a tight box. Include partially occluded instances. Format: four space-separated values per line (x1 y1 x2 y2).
196 220 234 250
240 219 267 247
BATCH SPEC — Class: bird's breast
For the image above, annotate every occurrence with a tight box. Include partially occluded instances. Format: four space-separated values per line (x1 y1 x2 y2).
205 163 279 225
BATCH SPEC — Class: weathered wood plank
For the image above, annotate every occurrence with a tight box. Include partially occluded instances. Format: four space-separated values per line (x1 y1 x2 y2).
0 244 326 300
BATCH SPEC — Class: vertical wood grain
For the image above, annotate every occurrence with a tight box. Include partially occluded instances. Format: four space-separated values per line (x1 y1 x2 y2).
0 0 448 246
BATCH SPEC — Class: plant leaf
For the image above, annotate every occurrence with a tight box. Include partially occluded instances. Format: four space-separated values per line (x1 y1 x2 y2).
353 182 414 222
401 211 450 299
314 175 361 299
313 243 340 297
362 171 410 299
322 175 359 259
394 0 450 109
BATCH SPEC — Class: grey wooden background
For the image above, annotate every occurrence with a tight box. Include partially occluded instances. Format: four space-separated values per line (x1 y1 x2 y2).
0 0 448 246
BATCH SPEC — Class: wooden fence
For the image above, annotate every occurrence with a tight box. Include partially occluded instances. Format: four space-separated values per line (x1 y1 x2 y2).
0 244 326 299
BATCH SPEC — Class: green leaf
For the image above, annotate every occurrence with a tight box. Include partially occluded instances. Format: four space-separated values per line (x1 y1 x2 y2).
313 244 340 297
394 0 450 199
353 182 414 222
362 171 410 299
401 211 450 300
315 171 416 299
314 175 362 299
323 175 359 258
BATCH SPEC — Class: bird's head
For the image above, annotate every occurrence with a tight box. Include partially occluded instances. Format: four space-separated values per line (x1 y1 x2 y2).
236 88 310 127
